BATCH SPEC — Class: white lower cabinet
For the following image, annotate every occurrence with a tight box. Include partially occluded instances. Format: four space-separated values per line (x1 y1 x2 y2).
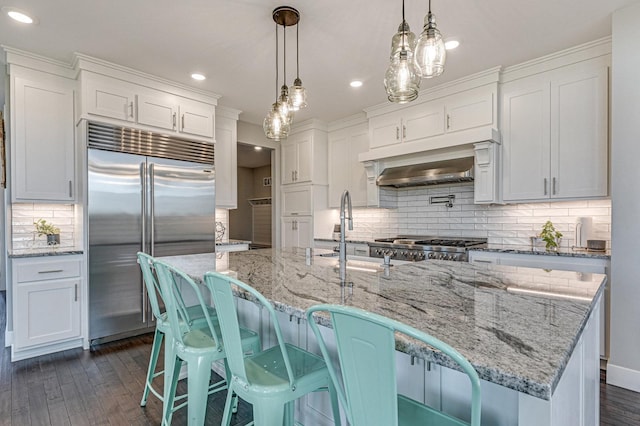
11 256 84 361
281 217 313 249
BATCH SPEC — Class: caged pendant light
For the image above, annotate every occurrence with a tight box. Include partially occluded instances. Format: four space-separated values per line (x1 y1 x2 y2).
264 6 306 140
384 0 421 103
415 0 447 78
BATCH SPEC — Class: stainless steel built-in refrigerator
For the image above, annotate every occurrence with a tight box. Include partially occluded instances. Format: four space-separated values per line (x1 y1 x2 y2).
87 122 215 343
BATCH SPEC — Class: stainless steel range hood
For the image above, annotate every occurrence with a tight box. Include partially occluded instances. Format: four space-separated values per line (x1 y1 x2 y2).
376 157 474 188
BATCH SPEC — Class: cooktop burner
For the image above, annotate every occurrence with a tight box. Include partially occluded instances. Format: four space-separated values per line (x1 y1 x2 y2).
369 236 488 261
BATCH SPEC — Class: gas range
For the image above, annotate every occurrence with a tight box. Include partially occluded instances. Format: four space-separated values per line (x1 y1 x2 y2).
368 236 488 262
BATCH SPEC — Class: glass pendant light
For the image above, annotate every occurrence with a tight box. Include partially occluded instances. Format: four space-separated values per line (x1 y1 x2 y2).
264 6 301 140
415 0 446 78
384 0 421 103
289 22 307 111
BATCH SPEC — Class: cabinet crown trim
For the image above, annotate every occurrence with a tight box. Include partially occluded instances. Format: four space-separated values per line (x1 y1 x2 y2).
365 67 501 118
73 53 221 103
328 112 368 132
3 45 76 79
289 118 328 134
501 36 611 83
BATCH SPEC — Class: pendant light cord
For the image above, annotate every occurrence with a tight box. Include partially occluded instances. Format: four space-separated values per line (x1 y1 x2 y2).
283 24 286 86
296 22 300 79
401 0 406 49
275 21 279 101
429 0 432 13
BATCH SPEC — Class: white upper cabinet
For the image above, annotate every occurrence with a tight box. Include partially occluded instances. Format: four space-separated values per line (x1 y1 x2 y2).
11 71 76 202
361 71 500 162
502 57 609 202
369 102 444 149
280 125 327 186
328 120 369 208
215 109 239 209
445 88 494 133
80 70 216 140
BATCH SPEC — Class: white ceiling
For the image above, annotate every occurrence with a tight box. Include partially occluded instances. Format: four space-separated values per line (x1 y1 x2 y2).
0 0 636 125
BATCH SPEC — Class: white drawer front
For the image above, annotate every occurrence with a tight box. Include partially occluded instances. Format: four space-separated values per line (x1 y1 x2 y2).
16 258 82 283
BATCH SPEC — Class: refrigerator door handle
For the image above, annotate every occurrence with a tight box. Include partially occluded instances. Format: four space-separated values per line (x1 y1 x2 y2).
150 163 155 256
140 161 147 323
140 162 147 253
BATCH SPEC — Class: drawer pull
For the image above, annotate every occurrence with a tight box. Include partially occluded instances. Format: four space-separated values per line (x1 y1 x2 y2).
74 284 78 302
38 269 64 274
473 260 493 264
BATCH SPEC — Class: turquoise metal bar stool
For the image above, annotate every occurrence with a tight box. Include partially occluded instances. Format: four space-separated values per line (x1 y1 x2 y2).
204 271 341 426
153 259 261 426
137 252 219 409
306 304 482 426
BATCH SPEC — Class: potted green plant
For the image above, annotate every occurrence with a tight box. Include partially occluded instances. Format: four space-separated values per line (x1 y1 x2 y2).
34 219 60 245
539 220 563 252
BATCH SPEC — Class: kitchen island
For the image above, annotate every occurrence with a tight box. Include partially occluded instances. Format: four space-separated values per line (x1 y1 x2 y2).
158 248 605 426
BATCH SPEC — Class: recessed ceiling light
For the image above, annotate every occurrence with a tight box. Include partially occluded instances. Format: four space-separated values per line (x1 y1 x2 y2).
350 80 363 88
191 73 206 81
444 40 460 50
254 146 263 151
3 7 35 24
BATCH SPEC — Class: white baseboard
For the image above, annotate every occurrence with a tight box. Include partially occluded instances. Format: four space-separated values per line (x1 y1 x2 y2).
607 363 640 392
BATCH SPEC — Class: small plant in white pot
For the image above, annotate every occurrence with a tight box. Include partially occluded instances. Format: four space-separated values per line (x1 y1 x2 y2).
34 219 60 246
539 220 563 252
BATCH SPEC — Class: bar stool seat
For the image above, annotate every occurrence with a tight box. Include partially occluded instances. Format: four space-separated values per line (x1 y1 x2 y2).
204 271 341 426
154 260 261 426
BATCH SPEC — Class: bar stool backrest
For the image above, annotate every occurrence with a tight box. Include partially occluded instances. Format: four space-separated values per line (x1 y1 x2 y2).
204 271 297 390
306 304 482 426
153 260 220 350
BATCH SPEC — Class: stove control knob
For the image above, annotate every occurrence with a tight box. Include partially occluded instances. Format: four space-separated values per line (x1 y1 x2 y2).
446 254 455 261
392 250 398 256
428 252 436 259
416 252 425 261
438 253 446 260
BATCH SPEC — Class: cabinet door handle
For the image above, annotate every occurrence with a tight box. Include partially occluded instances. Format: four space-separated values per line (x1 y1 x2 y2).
140 163 147 253
128 101 134 118
68 180 73 198
396 126 400 140
552 177 557 195
172 112 177 129
402 125 406 139
447 114 451 130
74 284 78 302
473 259 493 264
291 171 295 182
181 114 185 130
295 170 298 181
544 178 548 195
38 269 63 274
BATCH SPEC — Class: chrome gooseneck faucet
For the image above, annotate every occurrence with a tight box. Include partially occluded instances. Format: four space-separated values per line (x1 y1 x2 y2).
339 190 353 283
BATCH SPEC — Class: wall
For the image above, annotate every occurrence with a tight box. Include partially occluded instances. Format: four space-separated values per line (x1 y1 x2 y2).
229 165 273 244
608 0 640 392
320 183 611 249
11 203 76 250
229 167 254 242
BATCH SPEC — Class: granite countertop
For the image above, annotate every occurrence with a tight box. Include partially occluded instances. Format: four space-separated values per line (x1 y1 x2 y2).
157 248 605 401
9 247 84 258
471 245 611 260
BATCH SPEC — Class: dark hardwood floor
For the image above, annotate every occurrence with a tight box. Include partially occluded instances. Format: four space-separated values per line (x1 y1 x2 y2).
1 290 640 425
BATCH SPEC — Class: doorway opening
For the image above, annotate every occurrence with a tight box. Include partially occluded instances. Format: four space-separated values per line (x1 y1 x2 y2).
229 143 273 248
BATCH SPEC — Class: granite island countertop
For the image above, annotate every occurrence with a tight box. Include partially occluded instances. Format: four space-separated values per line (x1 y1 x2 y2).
470 245 610 260
9 247 84 258
157 248 606 401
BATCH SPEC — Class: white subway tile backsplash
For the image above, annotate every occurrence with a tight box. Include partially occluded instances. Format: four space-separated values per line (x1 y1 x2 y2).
346 183 611 246
12 203 76 250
